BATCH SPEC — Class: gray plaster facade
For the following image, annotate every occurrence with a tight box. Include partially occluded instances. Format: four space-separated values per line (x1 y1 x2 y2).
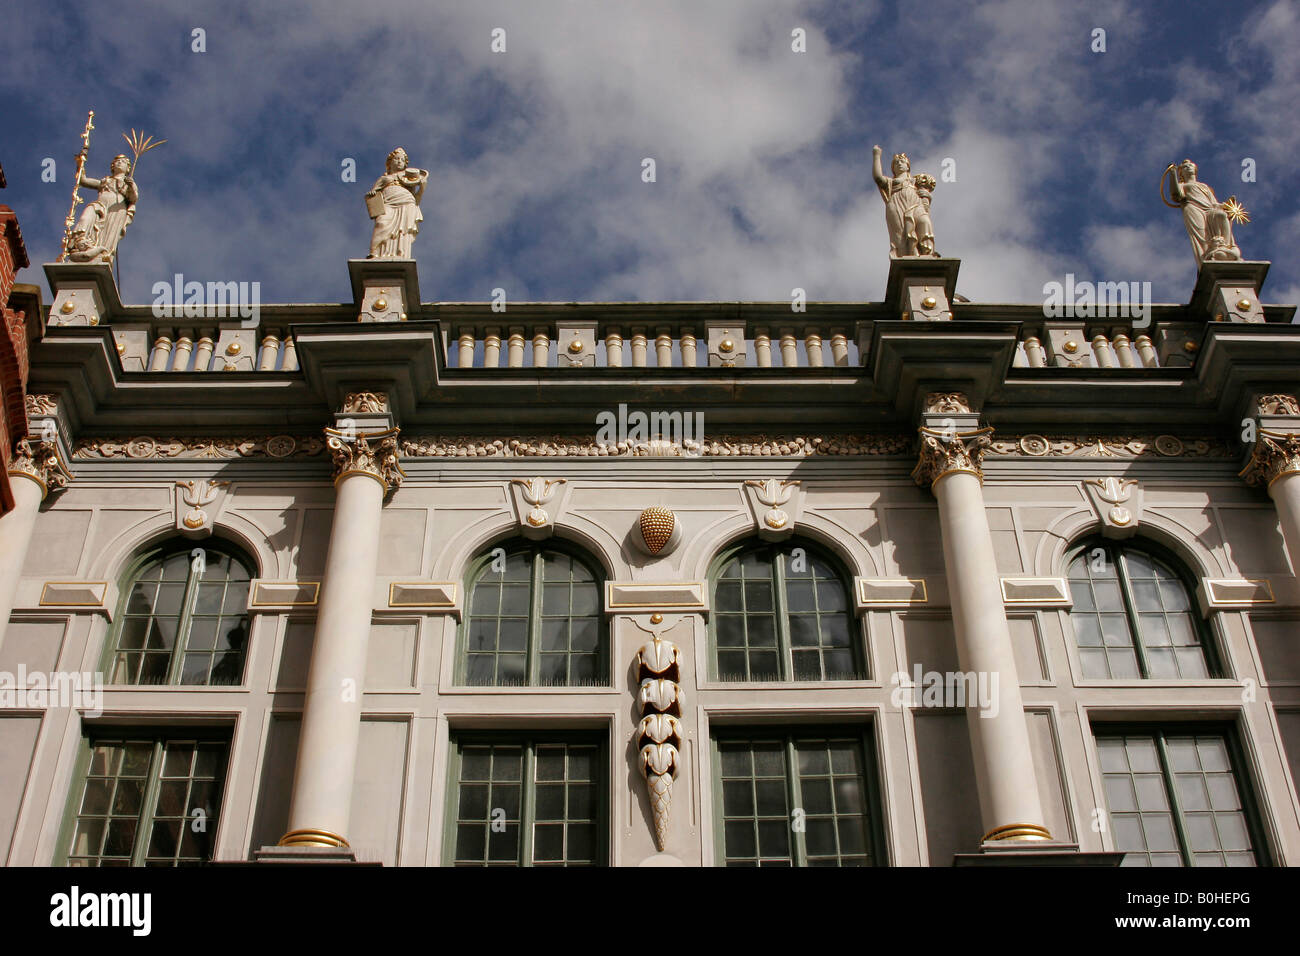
2 257 1299 867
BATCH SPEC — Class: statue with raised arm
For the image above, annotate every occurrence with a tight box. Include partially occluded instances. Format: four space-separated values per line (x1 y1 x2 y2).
366 147 428 259
66 153 138 264
872 145 938 257
1162 159 1247 263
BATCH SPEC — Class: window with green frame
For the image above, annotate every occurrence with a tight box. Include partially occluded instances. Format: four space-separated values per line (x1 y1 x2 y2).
106 542 253 686
1066 538 1217 680
1095 725 1267 866
460 541 607 687
59 731 230 866
710 538 864 681
445 732 605 866
712 727 884 866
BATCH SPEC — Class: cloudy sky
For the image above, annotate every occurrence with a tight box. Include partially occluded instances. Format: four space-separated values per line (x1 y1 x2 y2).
3 0 1297 308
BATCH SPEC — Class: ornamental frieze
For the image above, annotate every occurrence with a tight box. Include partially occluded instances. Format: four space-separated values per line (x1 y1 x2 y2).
399 435 912 458
73 435 326 460
988 435 1234 459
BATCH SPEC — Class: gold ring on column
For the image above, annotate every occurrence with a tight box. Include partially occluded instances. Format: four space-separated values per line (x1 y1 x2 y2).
278 828 350 848
982 822 1052 842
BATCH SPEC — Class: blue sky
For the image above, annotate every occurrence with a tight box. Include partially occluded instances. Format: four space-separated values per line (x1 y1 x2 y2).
2 0 1297 308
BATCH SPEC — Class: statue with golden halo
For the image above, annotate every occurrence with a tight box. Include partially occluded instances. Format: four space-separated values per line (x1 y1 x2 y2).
1162 159 1248 263
366 147 428 259
872 145 939 257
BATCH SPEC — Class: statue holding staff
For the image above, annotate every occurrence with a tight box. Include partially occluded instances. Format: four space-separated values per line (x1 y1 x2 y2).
366 147 428 259
60 124 165 265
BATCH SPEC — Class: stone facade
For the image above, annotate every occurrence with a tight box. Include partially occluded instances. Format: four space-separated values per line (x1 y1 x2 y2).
1 257 1299 867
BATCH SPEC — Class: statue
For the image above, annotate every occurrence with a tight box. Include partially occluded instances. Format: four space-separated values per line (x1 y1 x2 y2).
1162 159 1248 263
366 147 428 259
58 118 165 266
872 145 939 257
66 153 137 263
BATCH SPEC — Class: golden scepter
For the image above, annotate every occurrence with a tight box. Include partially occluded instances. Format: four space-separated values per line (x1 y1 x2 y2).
57 109 95 262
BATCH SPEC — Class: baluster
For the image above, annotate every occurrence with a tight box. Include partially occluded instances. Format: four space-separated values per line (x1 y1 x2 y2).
655 328 673 367
1135 334 1157 368
779 329 798 367
507 327 525 368
281 335 298 372
1112 333 1135 368
484 328 502 368
258 334 280 371
829 331 848 366
1023 336 1047 368
148 335 173 372
532 329 551 367
680 329 698 368
631 327 648 367
605 328 624 367
458 330 476 368
171 335 194 372
754 328 772 367
1091 334 1114 368
805 330 824 367
192 335 215 372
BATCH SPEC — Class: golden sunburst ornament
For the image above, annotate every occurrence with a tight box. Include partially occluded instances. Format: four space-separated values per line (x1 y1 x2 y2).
1221 196 1250 224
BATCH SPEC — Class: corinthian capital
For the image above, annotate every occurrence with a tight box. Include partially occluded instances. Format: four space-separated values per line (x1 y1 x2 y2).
912 426 993 489
8 438 73 498
1239 430 1300 488
324 426 404 492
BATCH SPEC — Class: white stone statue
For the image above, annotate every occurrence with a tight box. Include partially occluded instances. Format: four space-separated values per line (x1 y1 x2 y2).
1163 159 1245 263
872 145 938 257
366 147 428 259
66 154 137 264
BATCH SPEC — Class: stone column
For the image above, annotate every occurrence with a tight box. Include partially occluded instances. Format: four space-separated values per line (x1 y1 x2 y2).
278 422 403 851
912 394 1051 845
0 439 72 652
1240 401 1300 568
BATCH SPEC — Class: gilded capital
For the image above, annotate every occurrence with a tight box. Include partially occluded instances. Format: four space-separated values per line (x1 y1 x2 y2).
1239 429 1300 489
324 426 404 492
912 426 993 489
7 438 73 498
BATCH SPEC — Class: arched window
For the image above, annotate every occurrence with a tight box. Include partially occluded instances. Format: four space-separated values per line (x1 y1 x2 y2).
460 541 607 687
106 542 253 686
710 538 863 682
1066 538 1216 680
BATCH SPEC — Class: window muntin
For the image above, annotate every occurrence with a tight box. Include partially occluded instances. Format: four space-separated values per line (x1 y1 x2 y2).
448 734 604 866
63 734 229 867
1067 540 1213 680
109 545 252 686
712 539 862 682
461 543 606 687
1096 729 1264 867
713 729 882 867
